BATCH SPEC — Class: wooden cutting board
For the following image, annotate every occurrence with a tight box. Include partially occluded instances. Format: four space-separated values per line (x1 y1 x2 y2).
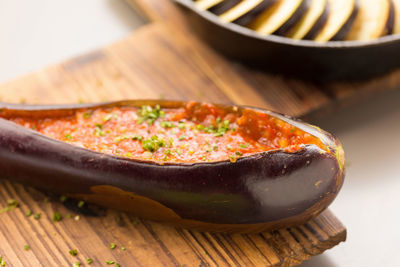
2 0 389 265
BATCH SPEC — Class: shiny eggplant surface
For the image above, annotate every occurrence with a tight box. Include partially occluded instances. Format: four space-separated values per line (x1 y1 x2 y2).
0 100 345 233
175 0 400 81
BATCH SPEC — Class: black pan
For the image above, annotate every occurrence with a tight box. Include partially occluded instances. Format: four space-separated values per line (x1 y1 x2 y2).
174 0 400 81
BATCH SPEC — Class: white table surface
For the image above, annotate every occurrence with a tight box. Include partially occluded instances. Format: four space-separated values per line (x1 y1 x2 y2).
1 1 400 266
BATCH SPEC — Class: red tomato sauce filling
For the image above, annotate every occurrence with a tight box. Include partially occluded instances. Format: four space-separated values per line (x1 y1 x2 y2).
3 103 325 163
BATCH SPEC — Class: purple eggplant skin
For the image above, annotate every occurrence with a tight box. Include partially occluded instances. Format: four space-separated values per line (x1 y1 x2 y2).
274 0 311 36
385 0 395 35
330 0 359 41
233 0 278 26
209 0 241 16
0 100 345 233
303 1 330 40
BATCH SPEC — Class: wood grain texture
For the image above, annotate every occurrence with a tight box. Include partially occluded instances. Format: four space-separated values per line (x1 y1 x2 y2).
0 180 345 267
0 0 355 266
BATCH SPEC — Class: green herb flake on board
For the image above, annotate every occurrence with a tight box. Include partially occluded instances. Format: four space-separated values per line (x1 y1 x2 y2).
53 212 62 222
77 201 85 208
69 249 78 257
0 199 19 214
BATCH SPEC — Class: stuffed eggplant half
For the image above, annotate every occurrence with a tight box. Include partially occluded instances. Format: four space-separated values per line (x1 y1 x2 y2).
0 100 345 233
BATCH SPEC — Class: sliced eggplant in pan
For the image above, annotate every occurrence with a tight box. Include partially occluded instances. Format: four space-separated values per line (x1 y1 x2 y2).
219 0 266 23
287 0 328 40
195 0 224 10
346 0 394 41
394 0 400 33
388 0 396 34
177 0 400 80
248 0 308 35
233 0 278 26
209 0 242 15
314 0 358 42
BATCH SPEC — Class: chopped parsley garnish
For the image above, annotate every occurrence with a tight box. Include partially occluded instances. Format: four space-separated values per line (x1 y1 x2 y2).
239 143 249 149
179 134 186 141
33 213 41 220
132 134 143 141
60 195 67 202
116 263 121 267
109 243 117 250
137 105 164 125
0 199 19 214
73 262 81 267
65 134 73 140
25 210 32 217
196 124 204 131
178 122 186 129
195 119 232 137
121 247 126 251
103 113 118 122
24 245 30 251
168 138 174 147
106 260 115 265
77 201 85 208
69 249 78 256
86 258 94 264
215 119 231 136
53 212 62 222
114 135 129 144
82 111 93 119
142 135 166 152
94 124 106 137
7 199 18 207
160 121 175 128
0 256 5 266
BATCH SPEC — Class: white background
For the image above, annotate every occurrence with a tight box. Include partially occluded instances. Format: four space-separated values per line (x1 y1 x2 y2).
1 1 399 266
